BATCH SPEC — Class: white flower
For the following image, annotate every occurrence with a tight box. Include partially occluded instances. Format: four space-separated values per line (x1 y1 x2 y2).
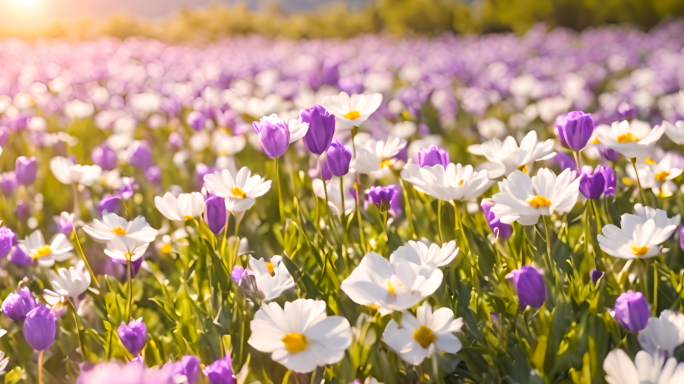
248 256 295 301
20 231 73 267
0 351 8 376
663 120 684 145
401 162 492 202
598 204 680 259
155 192 206 221
311 179 355 217
595 120 665 160
341 252 443 314
203 167 272 213
467 131 556 179
83 212 158 244
248 299 352 373
49 261 91 297
491 168 580 226
389 240 458 274
382 302 463 365
104 236 150 262
638 310 684 358
321 92 383 129
627 154 682 198
64 100 95 120
49 156 102 186
352 137 407 177
604 349 684 384
212 131 247 157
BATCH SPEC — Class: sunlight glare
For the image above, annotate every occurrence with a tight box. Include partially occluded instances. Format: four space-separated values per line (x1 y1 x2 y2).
10 0 38 5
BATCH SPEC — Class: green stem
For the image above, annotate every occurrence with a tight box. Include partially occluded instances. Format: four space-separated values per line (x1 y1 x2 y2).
354 172 367 253
573 150 582 169
71 228 99 288
542 215 557 284
630 157 648 205
70 300 87 361
127 257 133 321
319 157 336 234
437 200 444 244
399 179 416 239
37 350 43 384
231 214 241 270
276 157 285 223
654 261 659 317
591 199 602 235
339 176 346 230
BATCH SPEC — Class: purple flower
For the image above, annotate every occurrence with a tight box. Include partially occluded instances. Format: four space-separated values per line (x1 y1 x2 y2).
318 157 332 181
77 362 175 384
591 269 604 284
15 201 29 219
556 111 595 152
204 195 227 235
366 186 396 213
112 257 144 278
54 212 75 235
128 141 153 170
614 290 649 333
300 105 335 155
1 172 18 196
204 355 236 384
326 140 352 177
145 166 162 183
0 227 13 259
481 198 512 242
118 177 137 200
91 145 117 171
23 305 56 351
252 117 290 158
617 102 637 118
98 196 122 216
418 145 450 168
598 165 616 197
15 156 38 185
10 245 32 267
231 266 255 292
681 227 684 254
507 266 546 309
598 145 620 162
196 163 214 188
579 166 606 199
2 287 37 321
168 132 183 147
187 111 207 131
118 318 147 356
172 356 201 384
553 152 577 172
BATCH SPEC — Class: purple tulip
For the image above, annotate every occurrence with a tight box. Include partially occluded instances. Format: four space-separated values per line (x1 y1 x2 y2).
0 227 14 259
77 362 175 384
91 145 117 171
98 196 122 216
204 355 236 384
204 195 227 235
326 140 352 177
172 356 201 384
598 165 616 197
553 152 577 172
54 213 75 235
2 287 37 321
10 245 32 267
591 269 604 284
366 186 396 213
23 305 56 351
300 105 335 155
614 290 649 333
1 172 18 196
15 156 38 185
118 318 147 356
481 198 512 241
252 117 290 158
507 266 546 309
556 111 595 152
15 201 29 219
598 145 620 162
579 166 606 199
318 157 332 181
187 111 207 131
128 141 153 170
145 166 162 183
418 145 450 168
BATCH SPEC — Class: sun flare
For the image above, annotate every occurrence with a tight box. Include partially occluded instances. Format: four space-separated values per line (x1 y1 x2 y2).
10 0 38 5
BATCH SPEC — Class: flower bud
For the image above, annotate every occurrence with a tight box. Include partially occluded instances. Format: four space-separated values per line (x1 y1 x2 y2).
54 212 75 235
127 141 153 170
366 186 396 213
598 165 616 197
10 245 32 267
481 199 512 242
145 166 162 183
253 117 290 159
187 111 207 131
204 196 227 235
556 111 595 152
418 145 449 168
614 290 649 333
15 156 38 185
326 140 352 177
172 355 201 384
1 172 18 196
300 105 335 155
579 166 605 199
98 196 122 216
591 269 604 284
91 144 117 171
2 287 37 321
118 318 147 356
507 266 546 309
0 227 13 259
23 305 56 351
204 355 236 384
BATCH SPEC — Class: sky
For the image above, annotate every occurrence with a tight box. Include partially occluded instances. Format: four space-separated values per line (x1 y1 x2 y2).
0 0 369 32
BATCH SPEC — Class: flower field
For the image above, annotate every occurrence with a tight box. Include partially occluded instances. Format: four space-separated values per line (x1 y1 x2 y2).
2 21 684 384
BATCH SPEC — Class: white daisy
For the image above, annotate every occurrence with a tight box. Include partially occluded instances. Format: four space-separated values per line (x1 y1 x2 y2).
401 161 492 202
203 167 272 213
212 131 247 157
638 310 684 358
248 299 352 373
321 92 383 129
20 231 74 267
598 204 680 259
604 349 684 384
155 192 206 222
340 252 443 314
0 351 8 376
662 120 684 145
389 240 458 274
491 168 580 226
627 154 682 198
467 131 556 179
382 302 463 365
49 156 103 186
595 120 665 161
352 137 407 177
248 255 295 301
104 236 150 262
83 212 158 244
49 261 91 297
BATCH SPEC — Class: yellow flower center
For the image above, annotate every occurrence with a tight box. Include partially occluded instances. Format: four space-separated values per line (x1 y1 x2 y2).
184 215 194 220
591 137 601 144
526 196 552 208
518 164 528 173
387 281 397 296
231 187 247 199
33 245 52 258
366 304 380 311
281 333 307 354
112 227 127 235
457 179 464 187
659 189 674 198
631 245 649 256
617 132 639 143
654 171 670 181
645 158 657 165
413 326 437 348
161 243 172 254
380 158 392 169
265 262 276 276
343 110 361 120
622 177 634 186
